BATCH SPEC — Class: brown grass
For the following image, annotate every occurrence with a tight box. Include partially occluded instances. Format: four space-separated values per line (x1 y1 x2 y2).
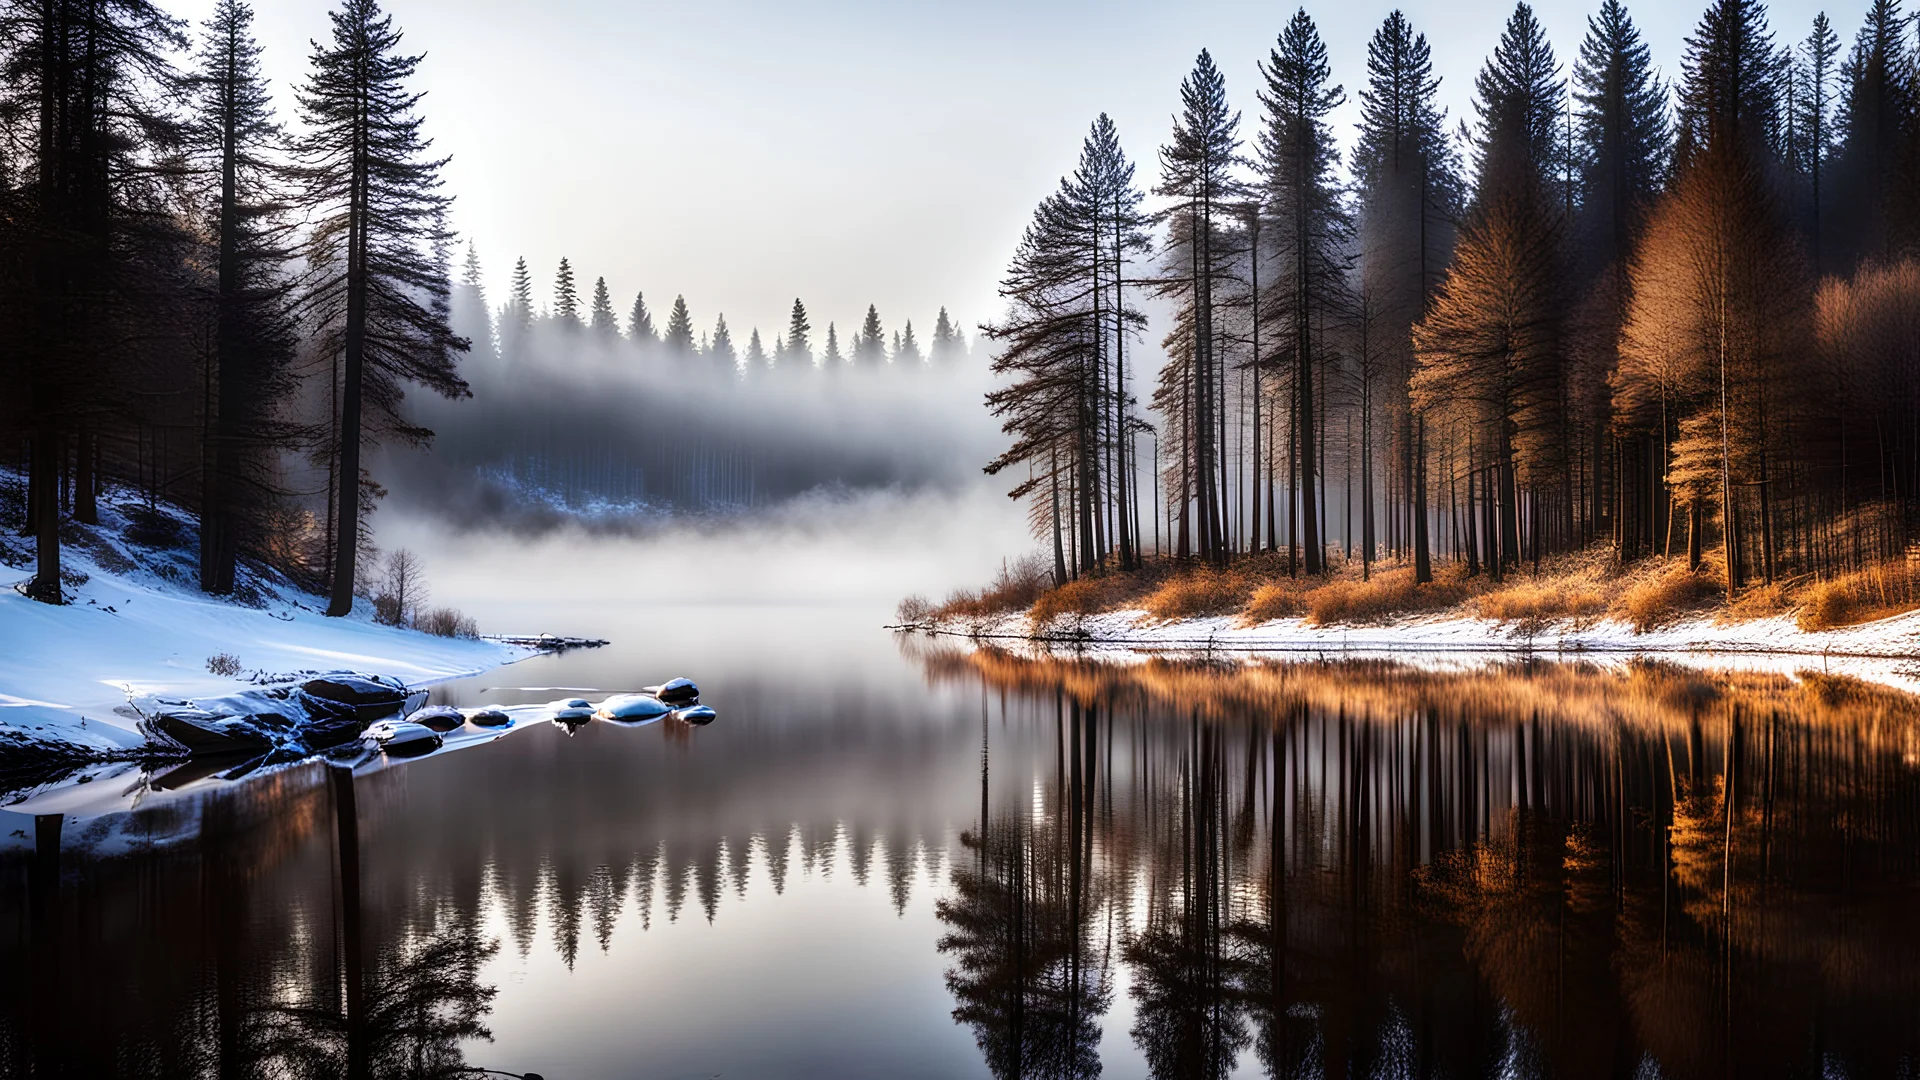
1614 560 1719 632
1030 574 1154 625
1475 581 1609 624
1142 568 1259 621
1303 567 1470 626
1243 579 1309 622
1796 563 1920 630
930 554 1052 621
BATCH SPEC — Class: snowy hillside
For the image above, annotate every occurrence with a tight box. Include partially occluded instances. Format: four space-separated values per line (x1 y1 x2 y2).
0 476 528 762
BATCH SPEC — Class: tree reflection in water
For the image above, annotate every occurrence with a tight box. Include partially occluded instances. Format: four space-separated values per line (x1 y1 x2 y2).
5 650 1920 1078
927 647 1920 1079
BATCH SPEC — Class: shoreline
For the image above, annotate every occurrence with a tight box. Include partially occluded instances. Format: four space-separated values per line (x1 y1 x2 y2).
901 607 1920 692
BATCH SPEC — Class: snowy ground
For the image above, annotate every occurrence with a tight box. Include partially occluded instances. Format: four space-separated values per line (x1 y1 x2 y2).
920 607 1920 693
0 483 532 760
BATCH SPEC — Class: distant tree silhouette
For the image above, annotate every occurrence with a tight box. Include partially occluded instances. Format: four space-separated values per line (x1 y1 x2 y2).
552 256 580 330
855 304 886 365
627 290 656 344
588 275 618 336
662 294 696 355
782 298 812 366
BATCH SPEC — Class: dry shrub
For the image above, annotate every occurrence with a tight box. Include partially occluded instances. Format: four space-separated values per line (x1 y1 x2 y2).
1796 563 1920 630
895 594 934 625
934 554 1052 621
1030 574 1150 626
1615 561 1718 631
1723 580 1794 622
1475 581 1608 624
1304 568 1466 626
1242 579 1308 623
1143 568 1257 621
417 607 479 638
206 652 242 677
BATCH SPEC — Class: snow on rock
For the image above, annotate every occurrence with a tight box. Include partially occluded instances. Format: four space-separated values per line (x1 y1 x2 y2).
0 479 534 761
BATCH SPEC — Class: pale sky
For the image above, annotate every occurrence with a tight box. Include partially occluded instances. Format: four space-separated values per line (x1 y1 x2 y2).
177 0 1845 352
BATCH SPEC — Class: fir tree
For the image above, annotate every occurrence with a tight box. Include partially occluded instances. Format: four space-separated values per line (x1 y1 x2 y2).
294 0 470 617
783 298 812 364
553 256 580 330
710 314 735 368
745 328 768 371
856 304 886 364
456 240 494 360
1257 7 1350 575
931 307 961 364
1832 0 1916 263
1573 0 1669 273
823 322 843 367
1152 50 1243 563
1675 0 1781 168
628 291 656 343
1472 2 1568 205
589 275 618 336
1793 13 1841 270
663 294 695 355
499 255 535 361
188 0 298 596
895 322 921 365
2 0 187 601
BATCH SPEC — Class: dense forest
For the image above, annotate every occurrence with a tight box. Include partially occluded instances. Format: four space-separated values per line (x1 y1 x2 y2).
0 0 977 612
987 0 1920 603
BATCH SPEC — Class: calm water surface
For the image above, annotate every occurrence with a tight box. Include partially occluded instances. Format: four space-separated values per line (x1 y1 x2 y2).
5 582 1920 1078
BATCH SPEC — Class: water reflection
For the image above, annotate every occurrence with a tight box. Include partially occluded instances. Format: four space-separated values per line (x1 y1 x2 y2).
4 647 1919 1078
923 648 1920 1079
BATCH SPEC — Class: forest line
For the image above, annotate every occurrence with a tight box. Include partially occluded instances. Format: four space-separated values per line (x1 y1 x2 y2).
0 0 984 618
984 0 1920 609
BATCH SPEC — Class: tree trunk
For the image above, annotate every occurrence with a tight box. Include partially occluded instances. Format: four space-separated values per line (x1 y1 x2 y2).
27 430 63 604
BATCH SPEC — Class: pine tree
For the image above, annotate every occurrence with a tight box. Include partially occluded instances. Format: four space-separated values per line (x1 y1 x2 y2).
783 298 812 365
1832 0 1916 264
710 314 735 368
1675 0 1781 169
856 304 886 364
294 0 469 617
501 256 534 357
1472 2 1568 206
1352 10 1460 578
627 291 656 344
824 322 844 366
2 0 188 602
1573 0 1669 274
663 294 695 355
456 240 494 360
1152 50 1242 563
188 0 298 596
588 275 617 336
1793 13 1841 271
552 256 580 330
895 321 921 365
1257 8 1350 575
745 328 768 371
931 307 961 364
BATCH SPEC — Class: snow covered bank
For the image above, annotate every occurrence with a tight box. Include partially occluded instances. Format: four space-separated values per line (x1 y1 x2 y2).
0 486 535 763
911 607 1920 693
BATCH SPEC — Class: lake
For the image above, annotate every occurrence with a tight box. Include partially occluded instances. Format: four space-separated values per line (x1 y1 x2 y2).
5 515 1920 1079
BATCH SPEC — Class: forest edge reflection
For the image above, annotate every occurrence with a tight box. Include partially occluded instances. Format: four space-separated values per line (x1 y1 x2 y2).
920 643 1920 1079
4 649 1919 1077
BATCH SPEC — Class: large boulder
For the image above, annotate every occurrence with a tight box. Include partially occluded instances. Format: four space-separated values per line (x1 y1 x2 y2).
409 705 466 733
596 694 671 722
364 720 442 757
647 678 699 706
673 704 717 726
301 675 413 721
148 709 275 755
468 707 513 728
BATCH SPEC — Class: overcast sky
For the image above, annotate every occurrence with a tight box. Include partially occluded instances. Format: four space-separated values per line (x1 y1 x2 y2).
173 0 1845 352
